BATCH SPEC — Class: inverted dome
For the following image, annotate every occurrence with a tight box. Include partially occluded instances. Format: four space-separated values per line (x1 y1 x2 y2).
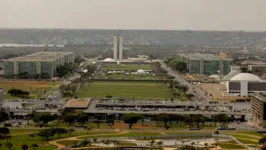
230 73 261 81
103 58 115 62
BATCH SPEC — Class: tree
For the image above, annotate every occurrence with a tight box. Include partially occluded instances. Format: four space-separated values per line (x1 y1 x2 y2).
64 114 76 126
34 113 55 126
204 143 208 148
121 113 144 129
21 144 29 150
157 140 163 148
53 128 67 138
105 95 113 99
77 114 88 125
94 116 102 129
156 114 171 129
81 140 89 147
0 127 10 141
37 129 54 141
31 144 39 150
29 133 36 140
259 136 266 147
106 118 115 129
150 139 155 147
6 142 13 150
67 129 75 136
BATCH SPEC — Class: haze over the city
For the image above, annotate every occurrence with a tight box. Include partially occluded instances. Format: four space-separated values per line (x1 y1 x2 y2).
1 0 266 31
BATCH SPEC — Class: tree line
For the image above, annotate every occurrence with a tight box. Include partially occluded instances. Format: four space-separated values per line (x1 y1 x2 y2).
29 111 239 131
7 88 30 98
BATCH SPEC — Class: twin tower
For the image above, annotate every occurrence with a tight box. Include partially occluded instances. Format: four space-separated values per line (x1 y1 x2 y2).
113 36 123 60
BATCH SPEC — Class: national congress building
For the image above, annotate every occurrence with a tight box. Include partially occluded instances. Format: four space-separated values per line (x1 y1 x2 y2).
3 51 75 79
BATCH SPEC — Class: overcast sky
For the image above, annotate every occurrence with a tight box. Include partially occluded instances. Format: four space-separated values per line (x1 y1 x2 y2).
1 0 266 31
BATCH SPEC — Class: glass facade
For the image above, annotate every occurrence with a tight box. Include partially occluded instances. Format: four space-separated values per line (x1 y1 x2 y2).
223 60 230 75
204 60 220 75
41 62 53 78
189 60 200 74
3 62 14 75
18 61 36 75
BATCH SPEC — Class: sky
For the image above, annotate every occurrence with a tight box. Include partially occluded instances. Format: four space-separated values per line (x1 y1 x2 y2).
0 0 266 31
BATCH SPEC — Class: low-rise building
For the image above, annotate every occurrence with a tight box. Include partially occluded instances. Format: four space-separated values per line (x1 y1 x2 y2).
3 51 75 79
177 53 232 75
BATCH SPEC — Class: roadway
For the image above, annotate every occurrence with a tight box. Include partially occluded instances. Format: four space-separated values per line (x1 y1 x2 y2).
159 61 209 103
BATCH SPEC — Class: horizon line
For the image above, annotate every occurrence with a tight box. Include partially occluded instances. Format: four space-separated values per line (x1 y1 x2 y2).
0 27 265 33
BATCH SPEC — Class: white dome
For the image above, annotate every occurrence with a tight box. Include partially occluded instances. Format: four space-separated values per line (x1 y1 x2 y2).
230 73 261 81
209 74 220 80
137 69 146 74
103 58 115 62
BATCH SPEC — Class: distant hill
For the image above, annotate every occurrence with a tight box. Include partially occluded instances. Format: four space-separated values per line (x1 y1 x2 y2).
0 29 266 47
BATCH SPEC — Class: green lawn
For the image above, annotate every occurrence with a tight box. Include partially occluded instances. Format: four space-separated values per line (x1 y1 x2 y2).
0 130 114 150
57 140 78 146
75 81 170 98
217 142 245 149
101 64 153 71
9 128 39 134
0 80 58 99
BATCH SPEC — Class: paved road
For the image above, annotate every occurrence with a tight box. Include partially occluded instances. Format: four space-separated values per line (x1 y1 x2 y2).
46 55 100 100
159 61 208 103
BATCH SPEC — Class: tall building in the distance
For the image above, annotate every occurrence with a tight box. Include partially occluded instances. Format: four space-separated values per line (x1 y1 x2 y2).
113 36 118 60
113 36 123 60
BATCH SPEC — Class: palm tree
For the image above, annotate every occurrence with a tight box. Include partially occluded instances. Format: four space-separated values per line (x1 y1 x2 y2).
157 140 163 148
31 144 39 150
6 142 13 150
150 139 155 147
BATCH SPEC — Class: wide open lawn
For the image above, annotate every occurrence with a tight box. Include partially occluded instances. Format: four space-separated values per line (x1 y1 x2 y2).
0 80 58 99
76 81 170 99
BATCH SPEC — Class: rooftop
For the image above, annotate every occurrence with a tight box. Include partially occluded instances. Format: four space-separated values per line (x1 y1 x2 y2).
64 98 90 108
6 51 74 62
178 53 232 60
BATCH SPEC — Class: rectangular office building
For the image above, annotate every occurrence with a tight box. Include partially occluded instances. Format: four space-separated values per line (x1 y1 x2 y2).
251 93 266 128
3 52 75 79
176 53 232 75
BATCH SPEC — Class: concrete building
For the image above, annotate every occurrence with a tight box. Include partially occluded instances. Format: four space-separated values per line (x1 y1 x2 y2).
227 73 266 96
248 65 266 73
113 36 123 60
3 52 75 79
0 88 3 107
251 93 266 128
177 53 232 75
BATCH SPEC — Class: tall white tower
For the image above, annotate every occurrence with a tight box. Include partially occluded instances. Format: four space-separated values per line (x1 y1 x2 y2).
119 36 123 60
113 36 123 60
113 36 118 60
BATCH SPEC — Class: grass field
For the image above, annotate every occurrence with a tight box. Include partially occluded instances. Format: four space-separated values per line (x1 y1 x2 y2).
76 81 170 98
95 73 164 80
101 64 153 71
217 141 245 149
0 80 58 99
